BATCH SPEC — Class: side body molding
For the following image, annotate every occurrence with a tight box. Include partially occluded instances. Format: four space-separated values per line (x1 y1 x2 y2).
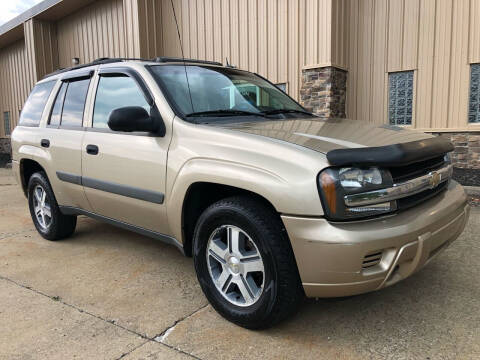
56 171 165 204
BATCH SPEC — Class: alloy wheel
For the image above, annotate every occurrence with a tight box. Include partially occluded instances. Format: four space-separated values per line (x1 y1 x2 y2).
206 225 265 307
32 185 52 230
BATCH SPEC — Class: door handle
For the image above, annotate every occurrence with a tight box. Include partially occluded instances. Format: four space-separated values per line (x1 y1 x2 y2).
86 144 99 155
40 139 50 148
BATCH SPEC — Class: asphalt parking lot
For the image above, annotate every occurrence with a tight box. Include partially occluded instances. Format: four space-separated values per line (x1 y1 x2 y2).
0 168 479 360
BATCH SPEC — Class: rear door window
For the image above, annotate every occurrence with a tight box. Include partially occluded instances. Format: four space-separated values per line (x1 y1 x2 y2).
19 81 55 127
49 82 67 126
60 78 90 127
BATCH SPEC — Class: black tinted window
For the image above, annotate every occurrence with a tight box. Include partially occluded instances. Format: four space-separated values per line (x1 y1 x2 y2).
19 81 55 127
93 75 150 128
61 79 90 127
49 82 67 126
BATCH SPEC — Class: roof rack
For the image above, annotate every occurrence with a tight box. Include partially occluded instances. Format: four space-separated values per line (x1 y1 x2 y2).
43 57 150 79
43 56 224 79
153 56 223 66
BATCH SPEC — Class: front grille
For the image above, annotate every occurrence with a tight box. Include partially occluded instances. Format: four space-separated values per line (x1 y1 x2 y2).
387 155 449 212
397 181 448 211
362 251 383 269
390 156 445 183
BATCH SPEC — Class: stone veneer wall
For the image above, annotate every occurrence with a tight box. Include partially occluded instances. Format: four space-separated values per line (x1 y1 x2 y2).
300 66 347 118
0 138 11 167
433 132 480 186
0 138 11 155
434 133 480 169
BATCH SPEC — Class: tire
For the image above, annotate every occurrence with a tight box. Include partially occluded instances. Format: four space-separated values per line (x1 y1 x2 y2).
27 171 77 241
193 196 304 329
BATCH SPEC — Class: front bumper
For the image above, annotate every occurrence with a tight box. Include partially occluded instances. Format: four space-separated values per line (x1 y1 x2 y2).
282 180 470 298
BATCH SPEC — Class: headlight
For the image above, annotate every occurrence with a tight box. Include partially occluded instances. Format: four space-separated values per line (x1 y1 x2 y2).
318 167 396 221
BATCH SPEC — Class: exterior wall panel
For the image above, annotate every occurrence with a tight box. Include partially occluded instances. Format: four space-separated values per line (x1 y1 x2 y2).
160 0 343 101
0 40 31 135
57 0 125 67
469 0 480 64
347 0 480 132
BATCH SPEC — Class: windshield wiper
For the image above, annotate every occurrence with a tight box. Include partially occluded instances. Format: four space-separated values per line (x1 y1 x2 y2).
261 109 314 116
185 109 265 117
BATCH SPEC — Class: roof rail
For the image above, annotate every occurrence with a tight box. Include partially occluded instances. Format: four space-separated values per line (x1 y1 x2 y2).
43 56 224 80
152 56 223 66
42 57 153 79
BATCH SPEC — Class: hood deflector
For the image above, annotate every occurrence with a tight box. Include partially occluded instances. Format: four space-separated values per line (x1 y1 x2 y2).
326 136 454 167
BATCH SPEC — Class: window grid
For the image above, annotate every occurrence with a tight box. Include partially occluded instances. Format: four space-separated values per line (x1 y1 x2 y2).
3 111 10 136
388 71 414 126
469 63 480 123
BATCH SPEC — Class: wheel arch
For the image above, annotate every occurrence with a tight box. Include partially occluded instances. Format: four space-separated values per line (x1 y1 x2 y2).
19 158 49 197
181 182 279 257
167 158 290 256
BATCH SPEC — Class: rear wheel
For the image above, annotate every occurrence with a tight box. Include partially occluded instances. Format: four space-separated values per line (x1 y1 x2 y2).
27 172 77 240
193 196 304 329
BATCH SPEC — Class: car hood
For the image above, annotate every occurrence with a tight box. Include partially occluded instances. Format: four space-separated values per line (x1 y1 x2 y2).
211 117 432 154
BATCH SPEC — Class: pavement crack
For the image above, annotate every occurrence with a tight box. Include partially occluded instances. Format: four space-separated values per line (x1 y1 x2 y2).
0 275 206 360
153 304 209 343
0 275 150 340
150 304 210 360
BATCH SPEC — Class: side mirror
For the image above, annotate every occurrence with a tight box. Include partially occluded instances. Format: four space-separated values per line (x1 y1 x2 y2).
108 106 164 135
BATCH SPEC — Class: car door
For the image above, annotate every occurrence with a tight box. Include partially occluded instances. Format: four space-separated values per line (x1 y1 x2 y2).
41 71 94 211
81 67 169 234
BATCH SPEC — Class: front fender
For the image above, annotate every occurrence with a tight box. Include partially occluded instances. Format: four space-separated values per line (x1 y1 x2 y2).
166 157 323 243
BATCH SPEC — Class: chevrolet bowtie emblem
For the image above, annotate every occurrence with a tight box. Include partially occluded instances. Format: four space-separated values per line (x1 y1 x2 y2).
429 172 441 188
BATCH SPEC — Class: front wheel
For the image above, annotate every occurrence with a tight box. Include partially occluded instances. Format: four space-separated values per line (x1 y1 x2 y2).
193 196 304 329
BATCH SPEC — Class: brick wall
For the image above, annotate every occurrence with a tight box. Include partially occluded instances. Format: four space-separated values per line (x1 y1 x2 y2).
299 66 347 118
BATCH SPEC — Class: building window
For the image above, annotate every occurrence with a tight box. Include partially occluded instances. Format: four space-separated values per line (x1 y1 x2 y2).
388 71 414 125
3 111 10 136
469 64 480 123
276 83 287 93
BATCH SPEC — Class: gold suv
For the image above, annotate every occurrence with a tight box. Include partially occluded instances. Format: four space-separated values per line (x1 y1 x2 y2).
11 58 470 329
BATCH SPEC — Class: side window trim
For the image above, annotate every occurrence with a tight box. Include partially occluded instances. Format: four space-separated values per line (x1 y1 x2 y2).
47 82 68 128
98 67 154 106
88 66 159 136
44 70 95 130
58 77 93 130
61 69 94 81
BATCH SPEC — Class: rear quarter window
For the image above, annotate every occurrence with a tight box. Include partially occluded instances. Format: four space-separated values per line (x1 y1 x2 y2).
19 81 56 127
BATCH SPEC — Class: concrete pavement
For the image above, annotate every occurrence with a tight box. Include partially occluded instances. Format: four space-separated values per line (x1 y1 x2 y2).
0 168 479 359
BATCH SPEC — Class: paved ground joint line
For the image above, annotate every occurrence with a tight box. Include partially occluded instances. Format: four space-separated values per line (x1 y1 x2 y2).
0 275 149 339
0 229 36 240
114 340 151 360
0 275 203 360
151 304 210 360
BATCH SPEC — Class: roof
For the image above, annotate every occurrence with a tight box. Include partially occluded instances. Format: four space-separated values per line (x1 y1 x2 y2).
0 0 97 49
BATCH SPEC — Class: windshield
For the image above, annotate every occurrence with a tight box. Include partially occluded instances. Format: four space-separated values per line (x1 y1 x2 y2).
149 65 308 120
